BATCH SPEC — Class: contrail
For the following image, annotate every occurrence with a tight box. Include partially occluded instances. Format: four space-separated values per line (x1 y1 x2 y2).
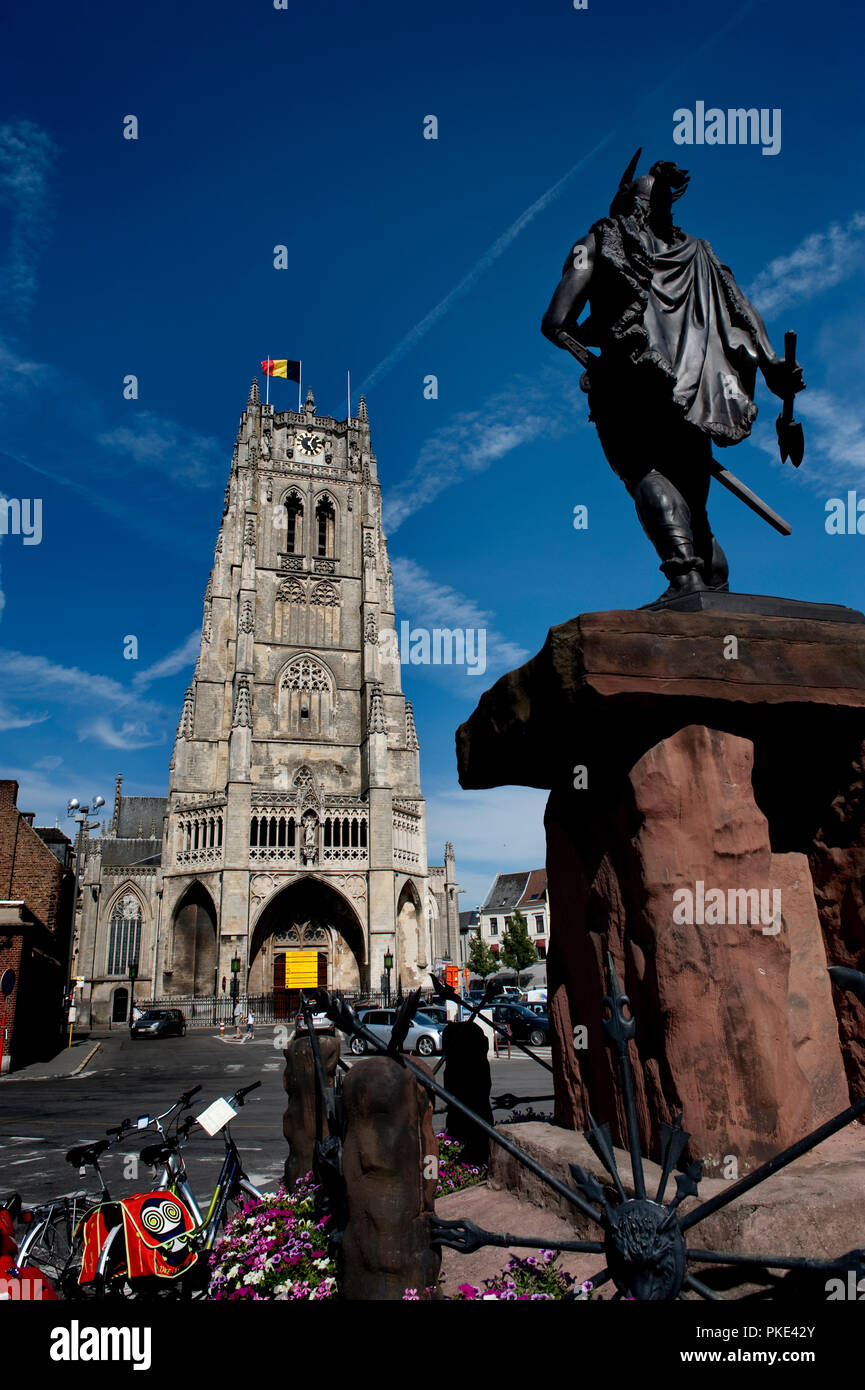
354 0 760 400
355 130 616 396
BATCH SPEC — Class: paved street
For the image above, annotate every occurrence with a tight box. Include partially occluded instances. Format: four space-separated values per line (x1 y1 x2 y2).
0 1028 554 1207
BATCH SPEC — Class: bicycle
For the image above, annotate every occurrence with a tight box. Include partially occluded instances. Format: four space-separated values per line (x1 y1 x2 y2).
92 1081 264 1300
16 1085 203 1299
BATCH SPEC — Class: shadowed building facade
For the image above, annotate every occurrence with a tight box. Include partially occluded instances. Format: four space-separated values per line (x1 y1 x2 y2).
77 383 455 1024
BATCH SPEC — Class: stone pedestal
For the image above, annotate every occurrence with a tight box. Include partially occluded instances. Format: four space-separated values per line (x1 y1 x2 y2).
457 606 865 1166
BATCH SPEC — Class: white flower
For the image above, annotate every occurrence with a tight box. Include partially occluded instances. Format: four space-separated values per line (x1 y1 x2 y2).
227 1264 241 1279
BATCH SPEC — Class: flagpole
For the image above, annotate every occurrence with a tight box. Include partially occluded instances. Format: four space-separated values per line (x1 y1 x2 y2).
265 359 269 407
347 369 351 420
298 360 302 413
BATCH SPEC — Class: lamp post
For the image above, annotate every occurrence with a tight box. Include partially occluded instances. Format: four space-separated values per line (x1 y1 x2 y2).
65 795 105 1035
128 960 138 1027
383 950 393 1008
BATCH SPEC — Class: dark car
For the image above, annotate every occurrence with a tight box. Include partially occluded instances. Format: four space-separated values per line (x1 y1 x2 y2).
130 1008 187 1039
483 1002 550 1046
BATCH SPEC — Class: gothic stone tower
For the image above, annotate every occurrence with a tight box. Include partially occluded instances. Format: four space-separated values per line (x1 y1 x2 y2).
160 381 430 1000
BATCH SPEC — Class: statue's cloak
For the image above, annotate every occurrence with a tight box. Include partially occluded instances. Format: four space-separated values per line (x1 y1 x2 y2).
580 214 764 447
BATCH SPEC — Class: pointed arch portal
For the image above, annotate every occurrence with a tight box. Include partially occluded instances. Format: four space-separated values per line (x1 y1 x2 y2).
249 876 366 1008
170 880 218 995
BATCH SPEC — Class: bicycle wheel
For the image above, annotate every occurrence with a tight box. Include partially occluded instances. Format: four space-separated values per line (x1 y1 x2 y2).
21 1198 93 1295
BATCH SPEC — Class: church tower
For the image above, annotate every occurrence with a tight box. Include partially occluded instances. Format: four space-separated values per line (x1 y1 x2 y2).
159 381 431 999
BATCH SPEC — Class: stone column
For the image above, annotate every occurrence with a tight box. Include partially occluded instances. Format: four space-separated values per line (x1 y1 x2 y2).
457 605 865 1164
341 1056 441 1300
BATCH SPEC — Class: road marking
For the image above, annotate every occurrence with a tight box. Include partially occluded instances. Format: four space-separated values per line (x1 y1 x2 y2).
225 1064 244 1072
8 1156 46 1166
261 1062 280 1071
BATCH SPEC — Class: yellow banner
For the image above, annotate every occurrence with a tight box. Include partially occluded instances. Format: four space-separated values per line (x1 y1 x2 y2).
284 951 319 987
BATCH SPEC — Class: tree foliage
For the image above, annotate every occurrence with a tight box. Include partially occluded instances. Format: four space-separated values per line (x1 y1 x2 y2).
467 930 499 979
500 909 537 986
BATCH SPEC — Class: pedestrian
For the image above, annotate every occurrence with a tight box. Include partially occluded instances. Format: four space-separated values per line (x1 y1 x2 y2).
246 1009 255 1039
233 1001 242 1039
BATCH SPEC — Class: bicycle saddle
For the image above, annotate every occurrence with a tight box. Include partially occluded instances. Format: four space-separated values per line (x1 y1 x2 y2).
65 1139 110 1168
139 1140 178 1165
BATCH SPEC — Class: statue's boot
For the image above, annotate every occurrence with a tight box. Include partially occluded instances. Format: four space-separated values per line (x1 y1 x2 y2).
629 470 709 603
690 510 730 591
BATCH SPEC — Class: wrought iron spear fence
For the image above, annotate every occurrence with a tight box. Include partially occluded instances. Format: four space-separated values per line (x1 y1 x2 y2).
307 960 865 1301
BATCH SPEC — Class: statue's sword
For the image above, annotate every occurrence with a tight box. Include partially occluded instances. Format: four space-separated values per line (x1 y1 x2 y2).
556 330 792 538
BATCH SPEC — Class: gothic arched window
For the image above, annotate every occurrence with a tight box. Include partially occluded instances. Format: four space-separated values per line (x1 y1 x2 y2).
280 656 334 737
285 493 304 555
315 496 335 558
107 892 142 976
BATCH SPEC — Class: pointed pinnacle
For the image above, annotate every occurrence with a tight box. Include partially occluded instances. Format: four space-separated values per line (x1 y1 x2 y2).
248 378 260 407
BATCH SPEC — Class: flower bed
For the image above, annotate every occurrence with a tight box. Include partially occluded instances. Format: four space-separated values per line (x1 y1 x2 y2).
448 1251 592 1301
435 1131 488 1196
208 1176 337 1300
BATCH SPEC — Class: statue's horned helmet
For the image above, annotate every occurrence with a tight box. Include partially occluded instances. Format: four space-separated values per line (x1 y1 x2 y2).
609 147 690 217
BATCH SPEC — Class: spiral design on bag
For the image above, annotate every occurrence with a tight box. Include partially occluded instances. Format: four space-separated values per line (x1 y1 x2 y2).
141 1199 184 1235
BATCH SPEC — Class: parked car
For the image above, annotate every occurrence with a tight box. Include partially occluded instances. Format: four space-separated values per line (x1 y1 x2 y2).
480 1002 550 1046
416 1002 448 1025
346 1008 444 1057
526 1002 548 1016
294 1007 336 1036
130 1009 186 1039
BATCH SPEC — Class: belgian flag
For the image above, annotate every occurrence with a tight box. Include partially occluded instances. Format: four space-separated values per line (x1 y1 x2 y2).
261 359 300 381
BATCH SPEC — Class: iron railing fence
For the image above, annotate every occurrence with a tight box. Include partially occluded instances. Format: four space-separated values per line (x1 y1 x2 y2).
307 970 865 1301
134 989 436 1027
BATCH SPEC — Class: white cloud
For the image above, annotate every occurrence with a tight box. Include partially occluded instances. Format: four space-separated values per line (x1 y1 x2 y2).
747 212 865 319
392 557 529 676
0 648 163 714
78 717 164 751
96 411 224 487
754 389 865 489
33 754 62 770
383 370 580 534
132 630 200 689
0 700 48 731
425 785 548 909
0 121 57 318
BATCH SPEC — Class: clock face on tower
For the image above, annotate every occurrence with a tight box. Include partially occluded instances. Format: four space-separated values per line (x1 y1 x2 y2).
296 431 325 457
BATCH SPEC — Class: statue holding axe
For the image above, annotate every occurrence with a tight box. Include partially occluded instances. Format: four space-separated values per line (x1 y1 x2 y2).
542 151 805 604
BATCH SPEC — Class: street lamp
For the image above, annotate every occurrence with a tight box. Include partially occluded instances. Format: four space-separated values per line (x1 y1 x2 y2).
383 950 393 1007
128 959 138 1026
65 795 105 1035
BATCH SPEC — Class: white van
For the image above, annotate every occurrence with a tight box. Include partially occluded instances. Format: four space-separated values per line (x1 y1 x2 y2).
524 988 548 1005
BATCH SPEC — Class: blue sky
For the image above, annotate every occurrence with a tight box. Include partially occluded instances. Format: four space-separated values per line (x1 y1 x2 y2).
1 0 863 908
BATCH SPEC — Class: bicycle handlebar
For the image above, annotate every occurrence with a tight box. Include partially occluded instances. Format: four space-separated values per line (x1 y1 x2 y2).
231 1081 262 1106
179 1084 202 1107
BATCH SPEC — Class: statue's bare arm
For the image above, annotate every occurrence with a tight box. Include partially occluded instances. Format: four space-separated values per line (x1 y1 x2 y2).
541 231 596 346
747 298 805 398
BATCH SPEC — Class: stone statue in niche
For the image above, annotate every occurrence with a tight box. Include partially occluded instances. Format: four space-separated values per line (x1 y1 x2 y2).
302 813 318 866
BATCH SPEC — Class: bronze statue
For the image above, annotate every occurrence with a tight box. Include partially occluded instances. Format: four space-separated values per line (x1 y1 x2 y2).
542 150 805 604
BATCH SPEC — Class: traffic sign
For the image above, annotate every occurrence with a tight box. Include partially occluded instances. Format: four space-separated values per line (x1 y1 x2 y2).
0 970 15 997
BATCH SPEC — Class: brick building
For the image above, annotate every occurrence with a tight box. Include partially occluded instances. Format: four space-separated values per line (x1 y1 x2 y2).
0 781 73 1072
